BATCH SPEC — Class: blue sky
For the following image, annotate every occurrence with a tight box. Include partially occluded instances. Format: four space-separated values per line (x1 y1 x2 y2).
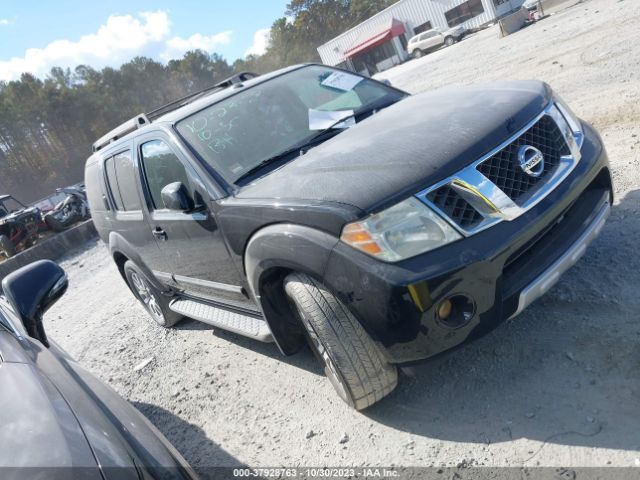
0 0 289 81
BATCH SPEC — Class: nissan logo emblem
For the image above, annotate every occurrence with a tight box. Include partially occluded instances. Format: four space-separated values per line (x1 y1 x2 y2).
518 145 545 177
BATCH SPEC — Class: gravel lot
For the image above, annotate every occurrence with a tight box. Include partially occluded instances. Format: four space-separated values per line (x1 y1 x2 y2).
46 0 640 473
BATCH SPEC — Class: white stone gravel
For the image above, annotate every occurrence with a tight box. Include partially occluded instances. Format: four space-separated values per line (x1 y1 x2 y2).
45 0 640 473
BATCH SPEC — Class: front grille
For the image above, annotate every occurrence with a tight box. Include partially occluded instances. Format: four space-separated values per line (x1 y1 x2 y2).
477 115 570 204
427 185 483 229
417 105 579 236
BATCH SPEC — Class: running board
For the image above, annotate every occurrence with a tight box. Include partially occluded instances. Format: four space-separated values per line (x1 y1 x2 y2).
169 298 273 342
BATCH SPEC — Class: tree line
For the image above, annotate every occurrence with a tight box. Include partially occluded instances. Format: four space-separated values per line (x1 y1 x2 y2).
0 0 395 202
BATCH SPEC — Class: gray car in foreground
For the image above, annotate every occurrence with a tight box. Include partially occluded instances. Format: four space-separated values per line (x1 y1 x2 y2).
0 260 197 479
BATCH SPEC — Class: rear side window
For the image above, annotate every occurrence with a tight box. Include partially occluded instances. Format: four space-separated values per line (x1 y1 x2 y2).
113 151 141 211
140 140 190 209
85 161 106 213
104 150 141 211
104 157 124 210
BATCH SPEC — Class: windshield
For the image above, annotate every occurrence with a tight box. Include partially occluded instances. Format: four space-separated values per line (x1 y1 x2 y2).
176 65 404 184
0 197 25 217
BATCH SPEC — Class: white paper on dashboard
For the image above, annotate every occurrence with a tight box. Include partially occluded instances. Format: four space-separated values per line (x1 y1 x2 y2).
308 109 355 130
320 71 363 91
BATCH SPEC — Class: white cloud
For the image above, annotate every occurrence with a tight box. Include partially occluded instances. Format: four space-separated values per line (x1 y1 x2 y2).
161 31 232 61
245 28 270 57
0 11 233 81
0 19 11 26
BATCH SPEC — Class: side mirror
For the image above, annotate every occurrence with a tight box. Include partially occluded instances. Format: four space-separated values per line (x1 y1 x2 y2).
380 79 392 87
1 260 68 348
161 182 194 211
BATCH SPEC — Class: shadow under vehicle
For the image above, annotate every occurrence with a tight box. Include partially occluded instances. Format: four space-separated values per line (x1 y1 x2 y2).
0 260 198 479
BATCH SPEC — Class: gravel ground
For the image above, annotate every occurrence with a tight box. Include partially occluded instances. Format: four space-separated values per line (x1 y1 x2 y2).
46 0 640 473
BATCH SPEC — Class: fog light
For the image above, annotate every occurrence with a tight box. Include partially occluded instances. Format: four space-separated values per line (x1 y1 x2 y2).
437 299 452 319
436 294 475 329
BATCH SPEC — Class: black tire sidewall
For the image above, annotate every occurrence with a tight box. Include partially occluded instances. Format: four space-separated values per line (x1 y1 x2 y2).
286 293 357 408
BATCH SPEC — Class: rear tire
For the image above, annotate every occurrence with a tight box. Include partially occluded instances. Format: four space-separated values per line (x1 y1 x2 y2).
284 272 398 410
124 260 182 328
0 235 16 258
412 49 424 59
444 36 454 46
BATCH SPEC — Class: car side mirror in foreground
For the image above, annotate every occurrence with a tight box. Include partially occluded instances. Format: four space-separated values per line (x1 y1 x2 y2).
1 260 68 348
161 182 194 211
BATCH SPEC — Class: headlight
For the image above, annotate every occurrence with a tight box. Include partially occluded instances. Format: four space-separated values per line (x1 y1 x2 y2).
340 197 462 262
554 95 584 149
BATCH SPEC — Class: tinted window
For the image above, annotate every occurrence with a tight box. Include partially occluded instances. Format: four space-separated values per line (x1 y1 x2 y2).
445 0 484 27
140 140 190 209
113 151 141 211
104 151 140 211
104 156 124 210
420 31 439 41
413 21 432 35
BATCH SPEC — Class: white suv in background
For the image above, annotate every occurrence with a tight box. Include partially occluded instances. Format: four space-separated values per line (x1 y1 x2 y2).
407 26 466 58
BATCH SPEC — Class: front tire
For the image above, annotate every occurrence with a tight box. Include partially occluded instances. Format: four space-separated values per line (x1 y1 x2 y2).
444 36 454 46
284 272 398 410
124 261 182 327
0 235 16 258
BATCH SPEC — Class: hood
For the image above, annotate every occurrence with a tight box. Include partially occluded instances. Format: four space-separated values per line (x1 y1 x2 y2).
237 80 551 213
0 360 101 474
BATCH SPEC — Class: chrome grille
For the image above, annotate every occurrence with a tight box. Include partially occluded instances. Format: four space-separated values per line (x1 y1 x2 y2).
416 103 581 237
477 115 570 204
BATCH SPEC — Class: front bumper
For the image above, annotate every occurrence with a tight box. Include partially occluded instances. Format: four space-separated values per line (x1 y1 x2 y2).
323 122 612 363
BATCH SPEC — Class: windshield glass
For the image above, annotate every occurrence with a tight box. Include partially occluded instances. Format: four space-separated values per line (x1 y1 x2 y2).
176 65 404 184
0 197 25 217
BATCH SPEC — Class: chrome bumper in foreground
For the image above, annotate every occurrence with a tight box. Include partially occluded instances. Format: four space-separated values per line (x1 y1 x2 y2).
509 199 610 319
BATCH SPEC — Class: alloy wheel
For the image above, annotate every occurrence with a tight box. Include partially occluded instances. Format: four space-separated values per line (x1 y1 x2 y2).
130 271 164 322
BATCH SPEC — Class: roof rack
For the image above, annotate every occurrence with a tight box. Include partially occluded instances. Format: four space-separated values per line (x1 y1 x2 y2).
92 71 259 152
92 114 150 152
146 71 259 121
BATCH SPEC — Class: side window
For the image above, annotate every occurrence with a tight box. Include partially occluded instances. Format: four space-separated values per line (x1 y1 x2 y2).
140 140 191 210
104 150 141 211
114 151 141 211
104 156 124 210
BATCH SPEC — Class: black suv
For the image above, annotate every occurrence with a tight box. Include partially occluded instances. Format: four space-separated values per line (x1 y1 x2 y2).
85 64 612 409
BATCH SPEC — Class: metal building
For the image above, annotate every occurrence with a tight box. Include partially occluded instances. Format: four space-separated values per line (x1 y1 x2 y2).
317 0 525 75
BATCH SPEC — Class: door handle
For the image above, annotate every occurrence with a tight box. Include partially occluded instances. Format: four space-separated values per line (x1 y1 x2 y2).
152 227 167 241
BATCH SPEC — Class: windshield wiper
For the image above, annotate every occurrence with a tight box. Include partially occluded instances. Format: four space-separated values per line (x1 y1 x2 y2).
235 114 355 183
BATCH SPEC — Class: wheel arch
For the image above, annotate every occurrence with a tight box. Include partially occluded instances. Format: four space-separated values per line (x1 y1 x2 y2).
108 231 165 292
243 223 340 355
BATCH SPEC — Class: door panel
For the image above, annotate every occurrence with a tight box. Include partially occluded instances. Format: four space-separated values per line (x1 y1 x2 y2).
101 145 166 284
136 134 254 309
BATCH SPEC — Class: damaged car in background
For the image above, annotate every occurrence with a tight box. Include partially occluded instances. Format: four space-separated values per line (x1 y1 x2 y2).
0 194 44 259
85 64 612 409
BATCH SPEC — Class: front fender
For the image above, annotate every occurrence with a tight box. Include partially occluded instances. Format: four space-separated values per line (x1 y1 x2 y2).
244 223 340 354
